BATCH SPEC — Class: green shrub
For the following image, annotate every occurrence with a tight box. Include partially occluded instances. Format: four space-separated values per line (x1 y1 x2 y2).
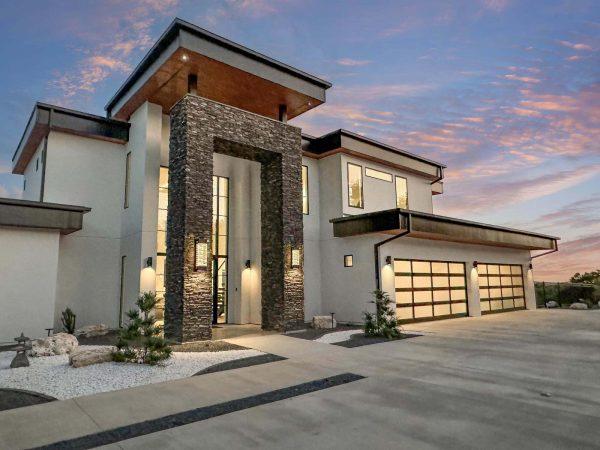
363 290 402 339
113 292 172 365
61 307 77 334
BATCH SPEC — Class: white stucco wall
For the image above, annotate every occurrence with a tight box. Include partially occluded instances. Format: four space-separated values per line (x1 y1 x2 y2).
340 154 434 215
43 131 125 329
21 138 45 201
319 234 533 324
0 228 60 341
302 156 322 321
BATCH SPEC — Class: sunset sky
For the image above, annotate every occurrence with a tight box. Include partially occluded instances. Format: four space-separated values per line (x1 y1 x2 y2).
0 0 597 281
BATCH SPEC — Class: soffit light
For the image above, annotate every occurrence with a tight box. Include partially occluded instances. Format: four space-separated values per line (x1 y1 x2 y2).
291 248 301 268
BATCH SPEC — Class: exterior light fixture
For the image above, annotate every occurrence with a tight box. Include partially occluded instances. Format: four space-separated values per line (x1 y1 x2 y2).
181 53 189 62
385 256 392 266
145 257 153 268
245 259 251 269
195 240 208 270
529 263 533 270
291 248 301 268
473 261 478 268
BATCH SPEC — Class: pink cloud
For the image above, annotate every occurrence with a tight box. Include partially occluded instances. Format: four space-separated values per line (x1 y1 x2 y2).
336 58 372 67
533 233 600 281
463 117 485 123
559 40 593 51
504 74 541 84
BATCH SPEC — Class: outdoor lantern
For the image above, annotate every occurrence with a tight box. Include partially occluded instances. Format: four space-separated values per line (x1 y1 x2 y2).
385 256 392 266
245 259 251 269
145 257 153 268
473 261 478 268
291 248 301 268
195 240 208 269
529 262 533 269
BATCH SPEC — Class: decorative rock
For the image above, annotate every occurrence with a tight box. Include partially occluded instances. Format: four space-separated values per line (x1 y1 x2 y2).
29 333 78 357
546 300 559 308
74 324 109 338
313 316 337 329
570 302 588 310
69 347 113 368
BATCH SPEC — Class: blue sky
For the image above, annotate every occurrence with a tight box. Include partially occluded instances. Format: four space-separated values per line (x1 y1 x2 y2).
0 0 598 280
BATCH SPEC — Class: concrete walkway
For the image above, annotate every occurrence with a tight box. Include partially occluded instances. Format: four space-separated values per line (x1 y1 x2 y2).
1 310 599 449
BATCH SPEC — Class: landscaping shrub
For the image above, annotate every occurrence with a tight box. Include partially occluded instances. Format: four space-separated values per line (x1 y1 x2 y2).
61 307 77 334
364 290 402 339
113 292 172 365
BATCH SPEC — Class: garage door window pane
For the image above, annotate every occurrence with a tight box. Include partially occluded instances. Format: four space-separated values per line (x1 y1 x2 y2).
511 265 523 275
414 290 432 302
397 307 413 320
396 291 413 304
480 301 490 311
432 262 448 273
413 261 431 273
488 265 500 275
396 276 412 289
514 298 525 308
449 263 465 274
450 276 465 287
414 305 433 318
433 276 449 288
394 260 411 273
451 289 466 300
452 303 467 314
434 304 451 316
433 290 450 302
413 276 432 288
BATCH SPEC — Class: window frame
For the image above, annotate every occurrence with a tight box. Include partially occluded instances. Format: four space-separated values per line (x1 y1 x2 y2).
395 175 409 209
344 255 354 267
365 167 392 182
346 162 364 209
302 165 309 215
124 152 131 209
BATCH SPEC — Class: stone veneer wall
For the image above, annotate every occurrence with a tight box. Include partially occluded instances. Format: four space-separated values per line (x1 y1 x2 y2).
165 95 304 342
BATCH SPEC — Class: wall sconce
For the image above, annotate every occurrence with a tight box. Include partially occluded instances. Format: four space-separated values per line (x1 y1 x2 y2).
145 257 153 268
195 240 208 270
385 256 392 266
291 248 301 268
344 255 353 267
245 259 251 269
473 261 478 268
529 263 533 269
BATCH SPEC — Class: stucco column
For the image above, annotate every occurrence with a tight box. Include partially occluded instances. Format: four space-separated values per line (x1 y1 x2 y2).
525 266 536 309
467 262 482 317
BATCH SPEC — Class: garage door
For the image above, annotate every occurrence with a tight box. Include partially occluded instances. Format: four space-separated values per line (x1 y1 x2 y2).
478 263 525 314
394 259 468 323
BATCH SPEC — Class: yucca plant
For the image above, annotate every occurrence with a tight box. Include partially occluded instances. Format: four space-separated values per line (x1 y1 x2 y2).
113 292 172 365
61 307 77 334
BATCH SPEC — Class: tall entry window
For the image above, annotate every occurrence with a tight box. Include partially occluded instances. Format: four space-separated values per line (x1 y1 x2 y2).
212 176 229 324
302 165 309 215
478 263 525 313
395 176 408 209
394 259 468 322
155 167 169 327
347 162 363 208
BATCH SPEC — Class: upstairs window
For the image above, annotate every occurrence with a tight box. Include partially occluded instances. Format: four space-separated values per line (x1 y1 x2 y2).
124 152 131 209
365 167 392 182
302 165 309 214
347 163 363 208
395 176 408 209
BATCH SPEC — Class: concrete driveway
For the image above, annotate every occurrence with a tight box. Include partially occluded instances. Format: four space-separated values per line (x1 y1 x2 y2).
1 310 599 449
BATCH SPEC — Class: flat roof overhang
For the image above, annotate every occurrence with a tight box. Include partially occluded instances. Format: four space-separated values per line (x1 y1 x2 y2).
0 198 91 235
303 129 446 180
330 208 559 251
12 103 130 174
105 18 332 121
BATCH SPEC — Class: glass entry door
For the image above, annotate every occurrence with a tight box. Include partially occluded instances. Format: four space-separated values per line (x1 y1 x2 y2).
212 176 229 324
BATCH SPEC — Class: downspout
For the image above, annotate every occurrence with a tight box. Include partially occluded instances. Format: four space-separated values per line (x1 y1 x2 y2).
530 240 559 259
374 213 412 290
429 166 444 185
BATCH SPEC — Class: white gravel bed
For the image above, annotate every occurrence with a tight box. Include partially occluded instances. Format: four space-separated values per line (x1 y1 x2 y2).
0 346 262 400
314 330 362 344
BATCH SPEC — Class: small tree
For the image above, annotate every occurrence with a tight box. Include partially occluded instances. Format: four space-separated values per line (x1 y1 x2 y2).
113 292 172 365
61 307 77 334
363 290 402 339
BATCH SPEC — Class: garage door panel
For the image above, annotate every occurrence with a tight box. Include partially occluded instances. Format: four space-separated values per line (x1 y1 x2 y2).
478 263 526 314
395 259 468 323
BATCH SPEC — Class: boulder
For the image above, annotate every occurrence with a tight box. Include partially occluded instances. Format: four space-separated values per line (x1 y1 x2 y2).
75 324 109 338
570 302 588 310
29 333 78 357
69 347 113 368
545 300 559 308
313 315 337 329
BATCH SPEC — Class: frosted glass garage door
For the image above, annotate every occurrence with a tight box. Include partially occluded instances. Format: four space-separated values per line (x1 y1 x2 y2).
478 264 525 313
394 259 468 323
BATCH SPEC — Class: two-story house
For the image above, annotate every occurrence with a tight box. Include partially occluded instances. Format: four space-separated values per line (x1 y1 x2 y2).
0 18 558 342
